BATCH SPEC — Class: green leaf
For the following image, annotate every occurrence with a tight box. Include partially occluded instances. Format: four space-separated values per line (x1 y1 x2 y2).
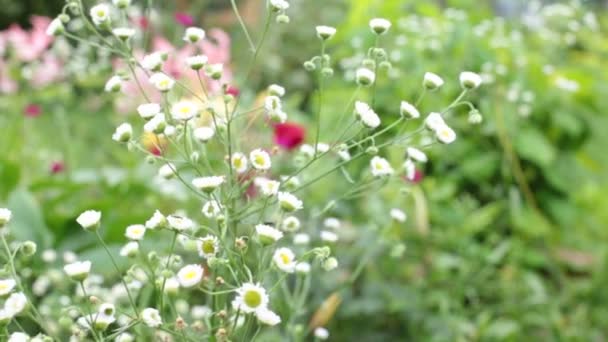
6 188 53 248
0 159 20 199
514 128 556 167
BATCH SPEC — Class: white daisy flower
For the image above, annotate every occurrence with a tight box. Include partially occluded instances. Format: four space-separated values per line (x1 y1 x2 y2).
202 200 222 219
166 215 194 231
164 277 180 295
149 73 175 92
77 312 115 331
137 103 161 120
255 177 280 196
370 156 394 177
354 101 380 129
256 224 283 244
158 163 177 179
0 208 12 227
76 210 101 231
145 210 166 230
104 75 122 92
192 176 224 193
400 101 420 119
119 241 139 257
316 25 337 40
112 27 135 41
141 308 162 327
269 0 289 11
112 123 132 143
314 327 330 340
250 149 272 171
369 18 391 35
355 67 376 86
191 305 212 319
46 18 64 36
293 233 310 245
278 192 303 212
423 72 444 90
424 112 446 131
337 148 351 161
197 235 219 259
141 52 164 71
90 4 110 26
268 84 286 97
320 230 338 242
63 260 91 281
171 100 198 121
183 27 206 43
295 262 311 274
316 143 330 154
255 308 281 326
232 283 269 313
435 124 457 144
273 247 296 273
193 126 215 143
187 55 208 70
299 144 315 158
460 71 483 89
0 279 16 296
403 159 416 181
231 153 248 173
390 208 407 223
407 147 427 163
177 264 203 288
125 224 146 241
144 113 166 134
323 217 340 230
281 216 301 232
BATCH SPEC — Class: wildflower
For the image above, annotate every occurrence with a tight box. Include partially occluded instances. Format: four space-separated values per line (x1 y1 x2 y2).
435 124 457 144
400 101 420 119
295 262 311 274
370 156 394 177
137 103 161 120
273 247 296 273
202 200 222 219
320 230 338 242
316 143 330 153
112 27 135 41
187 55 208 70
23 104 42 117
142 308 162 327
0 208 12 227
468 111 483 124
145 210 166 229
63 260 92 281
322 257 338 271
293 233 310 245
256 224 283 245
177 264 204 288
205 63 223 80
76 210 101 231
459 71 482 89
390 208 407 223
113 0 131 9
174 12 194 27
337 148 351 161
164 277 180 295
268 84 285 97
281 216 301 232
105 75 122 92
407 147 427 163
369 18 391 35
250 149 272 171
403 159 416 181
274 122 305 150
149 73 175 92
8 332 30 341
46 18 64 36
166 215 194 231
256 178 280 196
0 279 16 296
171 100 198 121
232 283 269 313
324 217 340 230
115 333 134 342
197 235 219 258
141 52 164 71
316 25 337 40
278 192 303 212
112 123 132 143
90 4 111 26
191 305 212 319
314 327 330 340
256 308 281 325
231 153 248 173
193 126 215 143
269 0 290 12
354 101 380 129
125 224 146 240
423 72 444 90
120 241 139 257
0 310 10 325
355 68 375 86
158 163 177 179
183 27 205 43
265 96 287 123
424 112 446 131
192 176 224 193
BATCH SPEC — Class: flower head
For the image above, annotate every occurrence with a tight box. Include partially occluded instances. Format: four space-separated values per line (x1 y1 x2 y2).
141 308 162 327
256 308 281 325
197 235 220 258
63 260 92 281
273 247 296 273
232 283 269 313
435 124 457 144
256 224 283 245
90 4 111 26
112 123 132 143
202 200 223 219
76 210 101 231
137 103 161 120
149 73 175 92
171 100 198 121
281 216 301 232
194 126 215 143
186 55 208 70
423 72 444 90
0 279 16 296
192 176 224 193
355 68 375 86
407 147 427 163
145 210 166 230
0 208 12 227
174 12 194 27
166 215 194 231
125 224 146 240
316 26 337 40
105 75 123 93
354 101 380 129
46 18 64 36
4 292 27 317
400 101 420 119
177 264 204 288
370 156 394 177
231 153 248 174
369 18 391 35
390 208 407 223
460 71 482 89
112 27 135 41
250 149 272 171
274 122 305 150
141 52 164 71
158 163 177 179
255 178 280 196
184 27 205 43
424 112 446 131
278 192 303 212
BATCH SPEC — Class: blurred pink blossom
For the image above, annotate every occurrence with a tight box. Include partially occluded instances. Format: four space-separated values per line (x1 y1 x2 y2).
4 16 53 62
174 13 195 27
23 103 42 117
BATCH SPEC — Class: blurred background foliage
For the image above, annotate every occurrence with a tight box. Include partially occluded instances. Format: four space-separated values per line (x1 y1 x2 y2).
2 0 608 340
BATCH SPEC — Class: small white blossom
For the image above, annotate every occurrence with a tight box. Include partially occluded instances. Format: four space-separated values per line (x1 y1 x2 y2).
113 0 131 9
295 262 311 274
320 230 338 242
191 305 212 320
141 308 162 327
403 159 416 181
63 260 92 281
278 192 303 212
316 25 337 40
423 72 444 90
166 215 194 231
232 283 269 313
256 224 283 244
390 208 407 223
424 112 446 131
293 233 310 245
299 144 315 158
435 124 457 144
187 55 208 70
46 18 64 36
137 103 161 120
120 241 139 257
370 156 394 177
149 73 175 92
144 113 166 134
202 200 222 219
8 332 30 342
0 208 12 227
459 71 483 89
145 210 166 229
171 100 198 121
354 101 380 129
177 264 204 288
400 101 420 119
104 75 122 93
250 149 272 171
269 0 290 12
90 4 110 26
0 279 16 296
158 163 177 179
281 216 300 232
183 27 206 43
230 153 248 173
255 308 281 326
192 176 224 193
193 126 215 143
125 224 146 241
255 178 280 196
197 235 220 259
322 257 338 271
112 27 135 40
141 52 164 71
76 210 101 230
314 327 330 340
369 18 391 35
268 84 285 97
323 217 340 230
355 68 375 86
407 147 427 163
273 247 296 273
112 123 132 143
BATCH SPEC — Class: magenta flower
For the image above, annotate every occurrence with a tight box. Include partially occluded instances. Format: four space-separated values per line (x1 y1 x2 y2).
23 104 42 117
274 123 306 150
174 13 194 27
50 161 65 174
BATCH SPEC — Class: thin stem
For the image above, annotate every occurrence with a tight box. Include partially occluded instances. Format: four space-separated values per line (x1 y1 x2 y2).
159 231 179 313
230 0 256 51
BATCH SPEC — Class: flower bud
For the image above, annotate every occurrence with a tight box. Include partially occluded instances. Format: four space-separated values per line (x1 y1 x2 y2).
321 67 334 77
21 241 37 256
322 257 338 271
315 26 337 41
423 72 444 91
365 146 378 155
356 68 375 86
459 71 482 90
276 14 290 24
468 110 483 124
369 18 391 35
303 60 316 71
379 61 392 71
205 64 223 80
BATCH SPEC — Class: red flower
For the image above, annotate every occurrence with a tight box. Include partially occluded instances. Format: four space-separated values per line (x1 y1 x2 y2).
149 146 162 156
23 104 42 117
174 13 194 27
50 161 64 174
226 85 240 97
404 169 424 184
274 122 305 150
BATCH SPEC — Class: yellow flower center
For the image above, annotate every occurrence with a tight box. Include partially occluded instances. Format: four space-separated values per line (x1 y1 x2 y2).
280 253 290 264
184 270 197 280
202 240 215 254
243 290 262 308
255 155 266 166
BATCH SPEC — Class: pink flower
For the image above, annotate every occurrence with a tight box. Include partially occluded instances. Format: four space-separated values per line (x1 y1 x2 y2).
404 170 424 184
174 13 194 27
50 161 65 174
226 85 240 97
274 123 305 150
4 16 53 62
23 104 42 117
